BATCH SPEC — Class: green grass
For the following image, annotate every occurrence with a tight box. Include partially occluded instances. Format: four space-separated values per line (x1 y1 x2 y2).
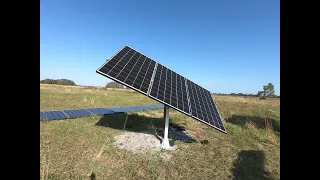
40 84 280 180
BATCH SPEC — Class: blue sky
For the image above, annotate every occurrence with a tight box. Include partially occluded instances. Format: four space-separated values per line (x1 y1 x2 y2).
40 0 280 95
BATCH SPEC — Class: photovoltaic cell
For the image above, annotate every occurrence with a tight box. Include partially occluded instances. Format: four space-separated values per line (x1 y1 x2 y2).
86 108 114 115
108 104 164 113
47 110 69 120
40 112 46 120
63 109 94 118
40 111 69 120
97 46 156 94
43 111 53 120
186 79 226 132
149 64 190 115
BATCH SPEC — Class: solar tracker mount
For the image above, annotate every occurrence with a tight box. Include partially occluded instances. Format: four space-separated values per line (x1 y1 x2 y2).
96 45 227 149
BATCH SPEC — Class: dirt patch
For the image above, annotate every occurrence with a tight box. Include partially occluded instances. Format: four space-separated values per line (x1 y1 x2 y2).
115 131 162 152
114 131 177 153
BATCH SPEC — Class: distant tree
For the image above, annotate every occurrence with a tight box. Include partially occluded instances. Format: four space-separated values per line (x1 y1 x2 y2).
40 78 76 86
257 83 275 99
56 79 76 86
105 81 125 88
257 91 263 97
40 78 54 84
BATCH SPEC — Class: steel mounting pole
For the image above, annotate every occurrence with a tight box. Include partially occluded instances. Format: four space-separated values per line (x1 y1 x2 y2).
162 105 170 149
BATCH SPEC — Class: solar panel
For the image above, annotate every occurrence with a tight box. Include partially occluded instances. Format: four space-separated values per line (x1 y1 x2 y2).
108 104 164 113
149 64 190 115
63 109 95 119
186 79 226 132
96 46 157 95
40 112 46 120
42 111 69 120
96 45 227 133
40 104 164 121
86 108 114 115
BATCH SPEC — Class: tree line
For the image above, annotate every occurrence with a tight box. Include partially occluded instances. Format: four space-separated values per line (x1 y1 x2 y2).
215 83 279 98
105 81 127 88
215 93 279 98
40 78 77 86
214 93 258 97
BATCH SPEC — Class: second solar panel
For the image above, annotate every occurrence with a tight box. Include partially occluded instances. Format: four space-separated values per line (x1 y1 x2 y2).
149 64 190 115
186 79 226 133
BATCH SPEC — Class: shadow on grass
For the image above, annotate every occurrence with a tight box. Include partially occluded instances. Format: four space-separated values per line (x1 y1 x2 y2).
232 150 270 180
95 112 196 143
227 115 280 133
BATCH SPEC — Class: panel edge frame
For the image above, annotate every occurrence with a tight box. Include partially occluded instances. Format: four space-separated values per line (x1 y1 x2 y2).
147 62 158 96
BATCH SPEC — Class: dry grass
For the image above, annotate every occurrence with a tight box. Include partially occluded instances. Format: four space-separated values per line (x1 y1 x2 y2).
40 84 280 179
265 112 278 145
244 120 257 130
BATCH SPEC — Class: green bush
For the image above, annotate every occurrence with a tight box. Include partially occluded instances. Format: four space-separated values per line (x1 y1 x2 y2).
40 78 76 86
105 81 126 88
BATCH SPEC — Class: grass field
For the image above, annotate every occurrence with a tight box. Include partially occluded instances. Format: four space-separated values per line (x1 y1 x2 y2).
40 84 280 180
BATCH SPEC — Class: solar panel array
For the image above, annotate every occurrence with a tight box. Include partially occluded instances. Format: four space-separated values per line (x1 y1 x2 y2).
40 104 164 121
96 45 227 133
